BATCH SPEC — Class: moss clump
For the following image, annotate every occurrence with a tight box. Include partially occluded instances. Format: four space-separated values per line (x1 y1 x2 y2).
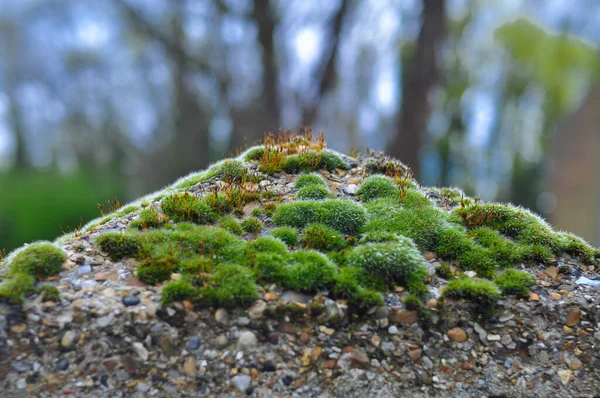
253 252 287 284
0 273 36 303
270 227 298 247
38 285 61 302
9 243 66 278
558 232 599 263
495 269 536 297
217 159 246 181
443 276 500 313
398 189 434 208
178 257 213 276
273 199 367 236
136 249 179 284
97 233 140 260
251 208 263 217
468 227 529 267
131 208 166 230
201 264 259 308
296 184 333 200
241 217 263 233
359 231 403 244
218 216 243 235
264 202 277 216
348 240 428 295
333 267 384 310
162 193 217 224
173 173 207 190
300 223 347 252
247 236 288 256
245 147 266 161
295 174 327 189
258 148 287 174
284 151 347 173
356 175 399 202
436 262 456 280
161 279 199 303
284 250 337 292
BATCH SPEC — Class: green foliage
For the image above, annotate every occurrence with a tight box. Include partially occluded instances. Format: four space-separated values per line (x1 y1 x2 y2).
468 227 529 267
327 248 353 267
97 233 140 260
218 159 246 181
252 252 287 284
245 147 266 161
218 216 243 235
174 173 208 190
241 217 263 233
251 208 263 216
264 202 277 216
495 269 536 297
359 231 403 244
348 241 428 294
201 264 259 308
178 257 213 276
130 208 166 230
443 276 501 312
162 193 217 224
8 243 66 278
398 189 433 208
0 272 36 303
136 248 179 284
161 279 199 303
38 285 61 302
296 184 333 200
295 174 327 189
300 223 347 252
284 151 347 173
273 199 367 236
284 250 337 292
333 267 383 310
356 175 399 202
436 262 456 280
270 227 298 247
247 236 288 256
557 232 599 263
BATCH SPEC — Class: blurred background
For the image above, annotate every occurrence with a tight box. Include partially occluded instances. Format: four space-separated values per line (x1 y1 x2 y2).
0 0 599 252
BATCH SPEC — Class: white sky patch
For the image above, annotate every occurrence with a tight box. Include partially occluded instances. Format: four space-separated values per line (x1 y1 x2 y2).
294 27 320 65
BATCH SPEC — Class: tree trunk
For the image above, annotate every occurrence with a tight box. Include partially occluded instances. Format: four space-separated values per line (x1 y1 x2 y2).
388 0 447 179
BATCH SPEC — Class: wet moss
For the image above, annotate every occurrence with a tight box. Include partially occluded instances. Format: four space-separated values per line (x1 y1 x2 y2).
241 217 263 233
443 276 500 313
200 264 259 308
270 227 298 247
247 236 288 256
284 250 337 292
295 174 327 189
162 193 217 224
161 279 199 304
494 269 536 297
356 175 399 202
38 285 61 302
300 223 347 252
296 184 333 200
131 208 166 230
218 216 243 236
333 267 384 310
97 233 140 260
8 243 66 278
0 273 36 303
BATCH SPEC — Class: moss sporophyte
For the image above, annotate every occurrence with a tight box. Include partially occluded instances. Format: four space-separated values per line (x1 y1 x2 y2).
3 132 598 315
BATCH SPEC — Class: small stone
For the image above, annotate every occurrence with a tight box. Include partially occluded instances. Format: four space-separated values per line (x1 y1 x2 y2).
10 324 26 334
237 331 258 349
56 359 70 371
187 336 201 350
529 292 539 301
499 312 515 322
343 184 358 196
319 325 335 336
544 266 559 279
388 325 399 334
563 325 574 334
263 292 278 301
61 330 76 348
425 299 438 309
77 264 92 274
558 369 572 385
216 334 229 348
281 375 294 386
263 360 276 372
97 314 114 328
182 300 194 310
447 327 468 343
487 334 501 342
565 308 581 327
121 354 137 374
461 362 474 370
96 269 118 281
408 349 422 361
16 378 27 390
501 335 512 345
183 357 197 377
215 308 229 326
248 300 267 319
390 310 418 326
350 350 370 369
569 357 582 370
133 342 149 361
122 296 140 306
311 347 323 362
103 288 117 298
549 292 561 301
232 375 251 391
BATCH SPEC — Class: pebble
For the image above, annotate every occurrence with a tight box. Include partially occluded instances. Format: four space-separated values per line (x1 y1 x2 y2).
447 328 468 343
549 292 561 301
16 379 27 390
343 184 358 196
61 330 76 348
248 300 267 319
499 312 515 322
187 336 202 350
237 331 258 349
487 334 501 342
215 308 230 325
133 342 149 361
122 296 140 306
565 308 581 327
77 264 92 274
263 360 276 372
232 375 251 391
569 357 582 371
388 325 398 334
183 357 197 377
56 359 70 371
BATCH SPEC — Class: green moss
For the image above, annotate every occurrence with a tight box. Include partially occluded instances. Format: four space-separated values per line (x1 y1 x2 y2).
436 261 456 280
295 174 327 189
251 208 263 217
457 246 497 278
284 151 347 173
97 233 140 260
398 189 434 208
356 175 399 202
468 227 529 267
201 264 259 308
136 249 179 284
300 223 347 252
327 248 353 267
218 159 246 181
443 276 500 312
161 279 199 303
174 173 208 190
178 257 213 276
359 231 403 244
296 184 333 200
247 236 288 256
270 227 298 247
495 269 536 297
333 267 383 310
241 217 263 233
558 232 599 263
348 240 428 295
201 192 234 214
218 216 243 235
245 147 266 161
130 208 166 230
0 273 36 303
261 190 278 200
115 205 139 217
38 285 61 302
273 199 367 236
9 243 66 278
284 250 337 292
264 202 277 216
162 193 217 224
253 252 287 284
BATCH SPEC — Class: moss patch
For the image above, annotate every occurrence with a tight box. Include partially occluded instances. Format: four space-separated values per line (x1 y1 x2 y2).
218 216 243 236
241 217 263 233
8 243 66 278
295 174 327 189
296 184 333 200
357 175 399 202
495 269 536 297
131 208 166 230
300 223 347 252
443 276 501 313
270 227 298 247
162 193 217 224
